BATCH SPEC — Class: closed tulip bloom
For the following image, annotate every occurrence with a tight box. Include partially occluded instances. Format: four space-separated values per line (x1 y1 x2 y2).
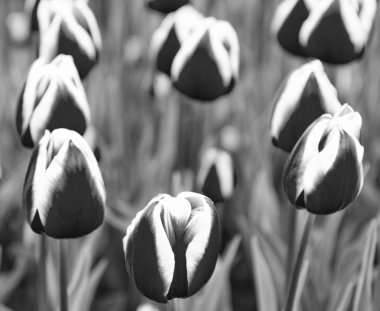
299 0 377 64
147 0 190 14
38 0 102 78
283 104 364 214
197 147 236 203
150 5 203 76
16 55 91 148
171 17 240 101
123 192 220 303
272 0 316 57
23 129 106 238
271 60 341 152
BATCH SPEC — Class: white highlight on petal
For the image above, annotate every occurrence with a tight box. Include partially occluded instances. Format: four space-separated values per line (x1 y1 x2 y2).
330 103 362 139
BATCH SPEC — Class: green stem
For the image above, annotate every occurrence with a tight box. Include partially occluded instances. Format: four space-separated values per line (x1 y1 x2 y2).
284 213 315 311
38 234 47 311
59 240 68 311
167 299 177 311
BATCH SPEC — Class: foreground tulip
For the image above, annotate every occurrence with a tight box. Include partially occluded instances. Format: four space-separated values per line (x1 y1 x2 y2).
150 5 204 76
123 192 220 303
171 17 240 101
146 0 190 14
16 55 91 148
38 0 102 78
197 147 236 203
283 104 364 214
272 0 316 57
23 129 106 238
299 0 377 63
271 60 341 152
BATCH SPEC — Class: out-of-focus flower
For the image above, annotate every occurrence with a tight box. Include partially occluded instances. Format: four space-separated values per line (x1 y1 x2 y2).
271 59 341 152
136 302 160 311
150 5 204 76
171 17 240 101
38 0 101 78
123 192 220 303
6 11 31 45
23 129 106 238
197 147 236 203
272 0 316 57
146 0 190 14
283 104 364 214
299 0 377 64
16 55 91 148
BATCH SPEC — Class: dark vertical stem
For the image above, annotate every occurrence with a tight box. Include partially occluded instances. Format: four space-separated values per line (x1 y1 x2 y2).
286 206 298 288
59 240 68 311
284 213 315 311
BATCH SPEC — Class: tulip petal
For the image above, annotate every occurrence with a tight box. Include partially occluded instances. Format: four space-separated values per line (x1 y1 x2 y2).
303 128 364 214
124 197 175 303
147 0 189 14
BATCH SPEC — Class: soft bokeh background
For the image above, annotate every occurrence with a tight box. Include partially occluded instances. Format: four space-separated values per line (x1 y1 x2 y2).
1 0 380 310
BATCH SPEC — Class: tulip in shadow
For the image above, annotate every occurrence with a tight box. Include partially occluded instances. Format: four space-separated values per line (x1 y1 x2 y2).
123 192 220 303
147 0 190 14
23 129 106 238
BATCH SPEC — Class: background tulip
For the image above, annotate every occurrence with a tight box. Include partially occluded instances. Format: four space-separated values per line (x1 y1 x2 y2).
299 0 377 64
16 55 91 148
271 59 341 152
150 5 203 76
123 192 220 303
146 0 190 14
171 17 240 101
197 147 236 203
283 104 364 214
38 0 102 78
23 128 106 238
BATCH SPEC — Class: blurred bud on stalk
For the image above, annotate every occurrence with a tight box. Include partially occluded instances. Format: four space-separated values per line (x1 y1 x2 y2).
38 0 102 78
197 147 236 203
16 55 91 148
146 0 190 14
283 104 364 214
123 192 220 303
171 17 240 101
23 129 106 238
271 59 341 152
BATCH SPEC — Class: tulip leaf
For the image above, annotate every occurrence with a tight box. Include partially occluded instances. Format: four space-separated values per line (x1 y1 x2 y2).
251 237 279 311
352 220 377 311
189 236 241 311
333 281 355 311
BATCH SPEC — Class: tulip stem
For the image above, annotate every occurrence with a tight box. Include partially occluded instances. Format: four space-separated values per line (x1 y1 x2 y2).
167 299 177 311
286 206 298 288
38 234 48 311
284 213 315 311
58 240 68 311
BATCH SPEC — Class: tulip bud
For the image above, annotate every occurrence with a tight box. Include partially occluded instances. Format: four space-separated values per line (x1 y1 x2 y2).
123 192 220 303
150 5 204 76
171 17 240 101
147 0 190 14
197 147 236 203
23 129 106 238
283 104 364 214
271 60 341 152
38 0 102 78
299 0 377 64
16 55 91 148
272 0 316 57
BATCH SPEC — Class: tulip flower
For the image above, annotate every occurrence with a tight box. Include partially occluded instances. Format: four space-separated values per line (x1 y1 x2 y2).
147 0 190 14
299 0 377 63
16 55 91 148
171 17 240 101
150 5 204 76
283 104 364 214
197 147 236 203
38 0 102 78
271 59 341 152
23 129 106 238
123 192 220 303
272 0 316 57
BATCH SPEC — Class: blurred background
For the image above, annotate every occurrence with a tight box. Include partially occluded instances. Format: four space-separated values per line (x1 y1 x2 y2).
1 0 380 310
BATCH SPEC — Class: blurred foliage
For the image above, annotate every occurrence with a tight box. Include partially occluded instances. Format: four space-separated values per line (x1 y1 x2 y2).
1 0 380 310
